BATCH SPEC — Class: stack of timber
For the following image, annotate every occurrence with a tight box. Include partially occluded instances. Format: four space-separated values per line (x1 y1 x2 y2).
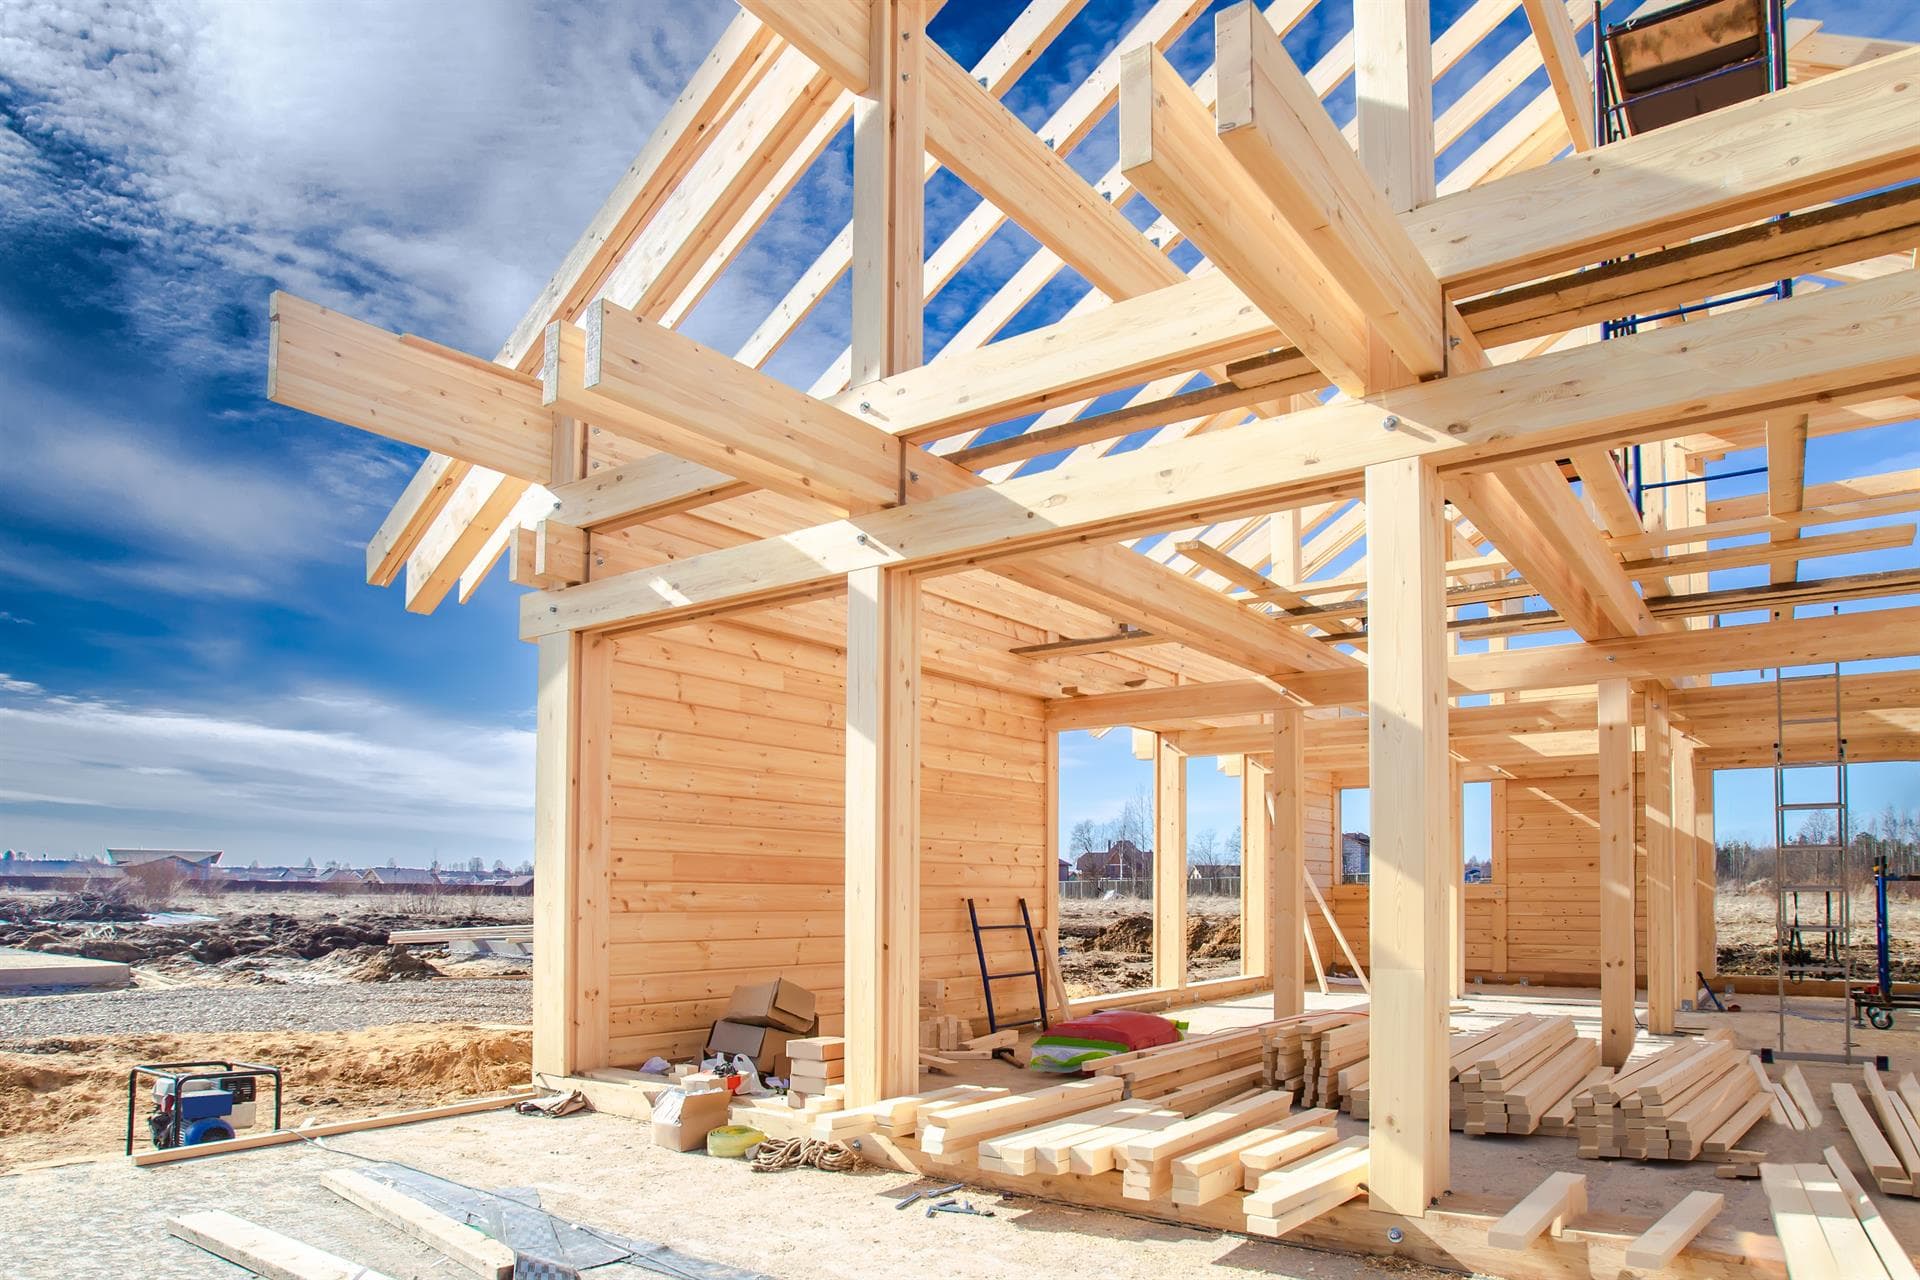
1258 1010 1368 1102
786 1036 846 1112
1760 1150 1920 1280
1456 1015 1600 1136
1832 1066 1920 1198
1574 1030 1772 1161
1344 1014 1607 1136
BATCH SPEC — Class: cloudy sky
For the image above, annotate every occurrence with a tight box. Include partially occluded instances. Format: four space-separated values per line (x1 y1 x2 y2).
1 1 1916 870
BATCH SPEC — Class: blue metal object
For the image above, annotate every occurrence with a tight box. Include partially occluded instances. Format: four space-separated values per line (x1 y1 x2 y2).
126 1059 282 1154
181 1116 236 1147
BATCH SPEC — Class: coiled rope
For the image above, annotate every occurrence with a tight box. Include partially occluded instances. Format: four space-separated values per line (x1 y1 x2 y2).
748 1137 863 1173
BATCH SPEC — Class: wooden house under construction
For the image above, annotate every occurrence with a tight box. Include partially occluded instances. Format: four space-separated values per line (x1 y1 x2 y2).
264 0 1920 1273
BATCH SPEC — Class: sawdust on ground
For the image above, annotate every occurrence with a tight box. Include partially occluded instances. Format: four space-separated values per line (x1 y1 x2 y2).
0 1022 529 1171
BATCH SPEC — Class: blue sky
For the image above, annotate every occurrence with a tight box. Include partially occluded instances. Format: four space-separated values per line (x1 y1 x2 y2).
1 2 1916 869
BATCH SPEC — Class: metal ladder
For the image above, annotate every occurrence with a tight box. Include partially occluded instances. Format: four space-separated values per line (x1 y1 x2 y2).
1769 652 1857 1063
966 896 1050 1037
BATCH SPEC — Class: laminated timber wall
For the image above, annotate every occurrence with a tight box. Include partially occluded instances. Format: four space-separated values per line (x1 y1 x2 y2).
602 615 1050 1066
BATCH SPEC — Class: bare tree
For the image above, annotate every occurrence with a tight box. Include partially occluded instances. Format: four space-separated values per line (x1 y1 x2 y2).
1188 827 1219 864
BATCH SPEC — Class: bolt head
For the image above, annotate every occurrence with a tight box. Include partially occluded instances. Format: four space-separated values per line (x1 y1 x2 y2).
1382 415 1401 432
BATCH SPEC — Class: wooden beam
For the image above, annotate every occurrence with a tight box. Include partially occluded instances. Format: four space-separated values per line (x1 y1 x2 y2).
268 293 550 482
844 565 921 1105
1645 688 1676 1035
1616 483 1920 555
1519 0 1595 150
524 269 1920 639
1119 41 1371 393
1488 1172 1589 1251
1154 732 1188 992
1365 455 1450 1215
1598 678 1636 1069
1353 0 1435 213
320 1169 515 1280
365 455 466 587
1269 711 1305 1017
168 1211 396 1280
819 45 1920 446
850 0 925 385
406 470 530 615
742 0 1183 303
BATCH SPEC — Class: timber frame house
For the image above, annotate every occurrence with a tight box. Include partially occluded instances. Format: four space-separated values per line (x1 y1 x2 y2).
267 0 1920 1270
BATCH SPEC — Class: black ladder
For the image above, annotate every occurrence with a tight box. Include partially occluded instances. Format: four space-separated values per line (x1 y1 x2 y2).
967 896 1050 1037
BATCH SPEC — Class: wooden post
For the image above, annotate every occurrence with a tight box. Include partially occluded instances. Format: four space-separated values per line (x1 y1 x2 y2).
850 0 925 387
1490 778 1510 974
1269 711 1306 1017
1354 0 1435 214
1450 759 1465 998
1672 733 1699 1009
1241 753 1271 982
1598 679 1637 1068
1365 456 1450 1215
844 565 921 1104
1696 763 1718 978
1045 728 1061 1004
1645 688 1676 1034
532 632 611 1077
1154 733 1189 991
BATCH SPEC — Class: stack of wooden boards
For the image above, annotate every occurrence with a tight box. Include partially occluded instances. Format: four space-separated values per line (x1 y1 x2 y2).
1345 1013 1609 1138
1260 1010 1368 1107
1833 1065 1920 1198
1761 1149 1920 1280
786 1036 847 1113
814 1011 1377 1239
1573 1028 1773 1161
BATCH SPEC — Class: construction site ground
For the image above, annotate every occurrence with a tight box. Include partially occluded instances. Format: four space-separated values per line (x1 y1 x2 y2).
9 983 1920 1280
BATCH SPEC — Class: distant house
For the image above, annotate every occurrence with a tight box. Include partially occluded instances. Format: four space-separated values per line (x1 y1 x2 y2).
1057 858 1072 881
1340 832 1371 883
1074 839 1153 880
362 866 440 888
0 855 124 890
106 848 223 867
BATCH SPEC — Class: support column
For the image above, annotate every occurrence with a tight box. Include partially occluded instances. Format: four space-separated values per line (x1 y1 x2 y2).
1645 688 1676 1034
845 565 921 1104
1268 711 1306 1017
1365 456 1450 1215
1696 764 1718 977
1450 759 1465 998
532 632 611 1078
1490 779 1510 975
1354 0 1436 213
1153 733 1189 991
1241 754 1271 982
1598 679 1637 1068
1672 733 1699 1010
849 0 925 386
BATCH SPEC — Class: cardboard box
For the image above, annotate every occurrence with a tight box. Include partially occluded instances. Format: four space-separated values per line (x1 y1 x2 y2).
652 1087 731 1152
725 979 818 1034
707 1019 797 1078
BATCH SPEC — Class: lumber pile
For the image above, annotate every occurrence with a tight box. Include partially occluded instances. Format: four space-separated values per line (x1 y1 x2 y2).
1456 1015 1599 1136
1832 1066 1920 1197
920 1014 971 1053
786 1036 846 1109
1258 1010 1367 1101
1242 1135 1368 1238
1761 1151 1920 1280
1574 1030 1772 1161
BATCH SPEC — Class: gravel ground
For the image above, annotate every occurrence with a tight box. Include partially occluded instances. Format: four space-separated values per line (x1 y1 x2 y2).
0 978 530 1045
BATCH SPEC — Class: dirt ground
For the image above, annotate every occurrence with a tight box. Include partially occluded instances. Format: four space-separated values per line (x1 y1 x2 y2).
0 1022 531 1172
1059 895 1246 995
1715 887 1920 980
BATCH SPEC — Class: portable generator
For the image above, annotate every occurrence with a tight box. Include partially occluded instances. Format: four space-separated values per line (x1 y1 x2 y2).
126 1060 283 1155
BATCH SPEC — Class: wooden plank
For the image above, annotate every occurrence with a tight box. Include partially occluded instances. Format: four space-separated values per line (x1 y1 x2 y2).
922 1077 1124 1152
1759 1164 1844 1279
1646 692 1676 1034
1785 1065 1825 1128
320 1169 514 1280
1867 1065 1920 1179
1364 455 1450 1214
1833 1082 1909 1189
1519 0 1594 150
1624 1191 1724 1272
1597 679 1635 1068
1243 1135 1370 1231
169 1211 397 1280
134 1091 539 1167
1824 1145 1920 1280
1487 1171 1588 1251
1270 712 1305 1016
843 566 921 1105
1797 1160 1896 1280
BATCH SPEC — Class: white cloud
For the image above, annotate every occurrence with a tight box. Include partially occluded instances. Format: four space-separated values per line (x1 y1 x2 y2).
0 0 734 362
0 675 534 864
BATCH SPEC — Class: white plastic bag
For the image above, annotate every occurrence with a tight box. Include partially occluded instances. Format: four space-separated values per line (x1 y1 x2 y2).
729 1053 771 1096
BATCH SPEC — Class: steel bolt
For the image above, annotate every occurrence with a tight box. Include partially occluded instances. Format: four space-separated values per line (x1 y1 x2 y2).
1382 415 1401 432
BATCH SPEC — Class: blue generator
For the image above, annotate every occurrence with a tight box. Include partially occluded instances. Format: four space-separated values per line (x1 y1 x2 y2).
126 1060 283 1154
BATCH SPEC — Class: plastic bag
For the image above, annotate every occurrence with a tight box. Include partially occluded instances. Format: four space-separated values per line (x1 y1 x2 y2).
640 1056 671 1075
729 1053 771 1096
